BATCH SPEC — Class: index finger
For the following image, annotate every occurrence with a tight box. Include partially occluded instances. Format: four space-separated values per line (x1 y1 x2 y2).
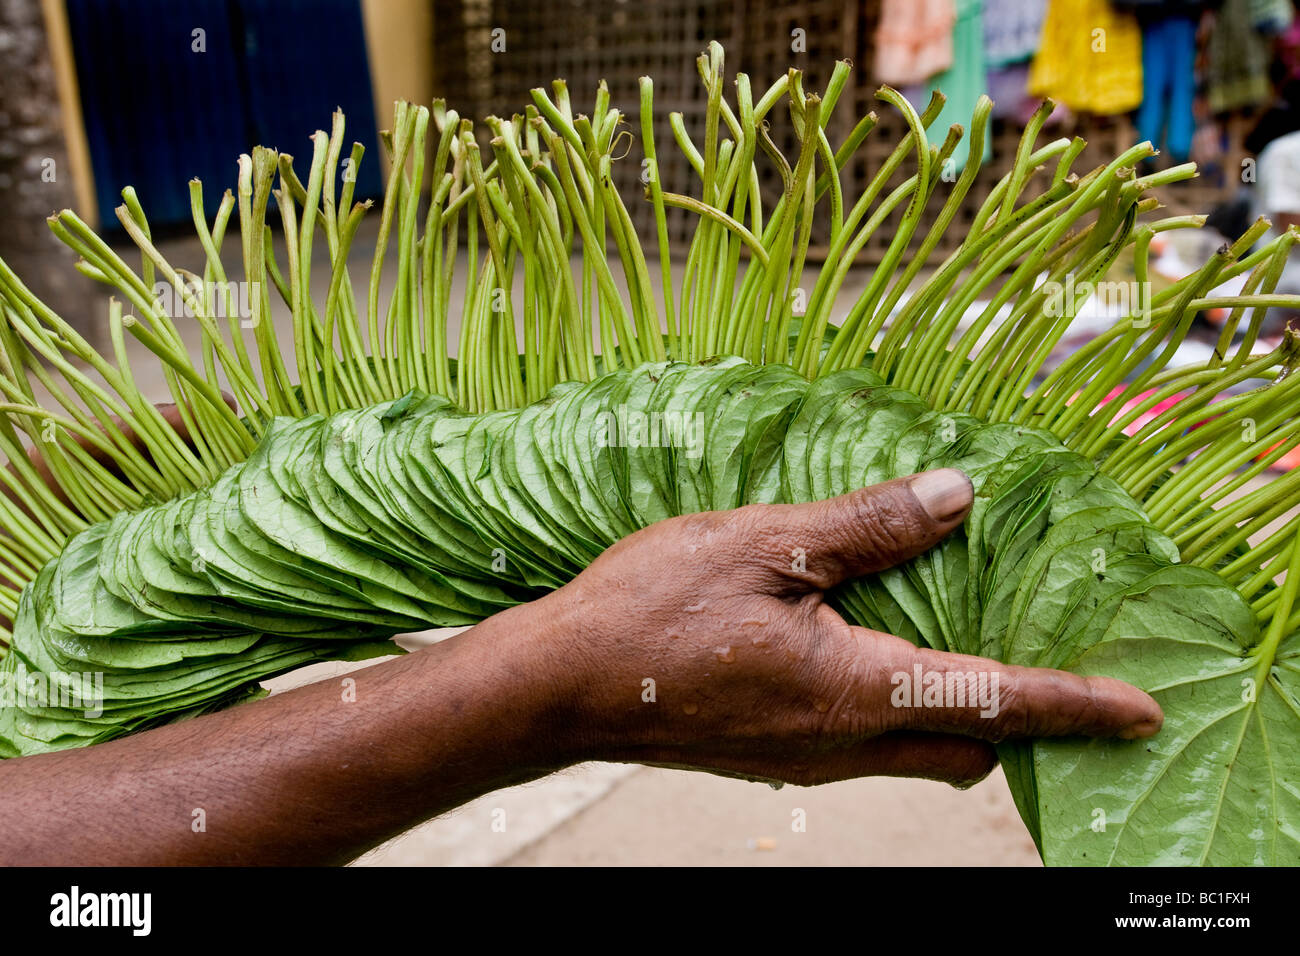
865 634 1164 741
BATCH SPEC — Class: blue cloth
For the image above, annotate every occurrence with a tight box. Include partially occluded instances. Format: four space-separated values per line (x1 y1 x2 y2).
1135 16 1197 163
982 0 1046 67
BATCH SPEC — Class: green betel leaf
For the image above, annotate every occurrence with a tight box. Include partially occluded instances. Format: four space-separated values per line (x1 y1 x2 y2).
1028 567 1298 865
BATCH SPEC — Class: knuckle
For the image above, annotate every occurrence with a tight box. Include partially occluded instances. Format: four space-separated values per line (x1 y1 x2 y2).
1059 673 1107 735
674 508 734 540
843 489 923 566
986 680 1030 740
728 503 825 585
814 686 870 739
713 503 788 556
802 634 881 739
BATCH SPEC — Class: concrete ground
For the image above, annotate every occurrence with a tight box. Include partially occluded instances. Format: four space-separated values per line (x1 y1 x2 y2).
363 761 1040 867
500 764 1039 867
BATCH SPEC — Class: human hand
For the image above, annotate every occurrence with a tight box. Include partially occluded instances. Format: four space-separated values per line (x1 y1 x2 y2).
532 469 1163 788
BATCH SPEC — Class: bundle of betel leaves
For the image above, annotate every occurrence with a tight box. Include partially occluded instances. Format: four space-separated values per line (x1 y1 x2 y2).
0 44 1295 865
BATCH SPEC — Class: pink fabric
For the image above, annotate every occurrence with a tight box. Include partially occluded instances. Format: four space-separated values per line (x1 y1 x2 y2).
1097 386 1296 470
1280 18 1300 85
1099 386 1187 437
875 0 958 86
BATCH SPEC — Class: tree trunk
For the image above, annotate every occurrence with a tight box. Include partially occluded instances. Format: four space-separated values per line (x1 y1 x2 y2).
0 0 96 343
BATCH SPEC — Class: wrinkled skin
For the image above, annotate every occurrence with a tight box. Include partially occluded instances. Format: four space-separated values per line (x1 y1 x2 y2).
544 468 1163 790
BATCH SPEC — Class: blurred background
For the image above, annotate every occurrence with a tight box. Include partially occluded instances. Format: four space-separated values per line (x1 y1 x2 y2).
8 1 1300 329
3 0 1299 864
432 0 1289 261
7 0 1300 400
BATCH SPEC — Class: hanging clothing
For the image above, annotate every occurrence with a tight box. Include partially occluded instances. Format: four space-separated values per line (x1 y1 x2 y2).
1250 129 1300 236
981 0 1046 124
1247 129 1300 332
875 0 957 87
1277 15 1300 85
1111 0 1215 19
1135 14 1197 162
982 0 1047 67
986 63 1075 125
1250 0 1294 33
924 0 991 171
986 62 1034 119
1207 0 1276 112
1029 0 1144 114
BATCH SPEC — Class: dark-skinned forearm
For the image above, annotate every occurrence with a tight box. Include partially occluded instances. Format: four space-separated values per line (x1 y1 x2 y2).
0 601 575 866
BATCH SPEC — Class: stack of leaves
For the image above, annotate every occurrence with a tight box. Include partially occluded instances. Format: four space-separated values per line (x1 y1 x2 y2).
0 45 1296 864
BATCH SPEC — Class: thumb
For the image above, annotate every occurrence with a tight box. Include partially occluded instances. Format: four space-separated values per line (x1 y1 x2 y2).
768 468 973 591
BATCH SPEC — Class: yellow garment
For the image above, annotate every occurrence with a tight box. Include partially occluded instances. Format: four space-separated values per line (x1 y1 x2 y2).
1029 0 1143 114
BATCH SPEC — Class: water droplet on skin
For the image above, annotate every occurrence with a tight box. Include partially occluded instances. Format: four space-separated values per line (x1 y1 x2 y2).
714 646 735 662
813 700 830 713
682 702 699 715
750 636 769 647
684 602 707 613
